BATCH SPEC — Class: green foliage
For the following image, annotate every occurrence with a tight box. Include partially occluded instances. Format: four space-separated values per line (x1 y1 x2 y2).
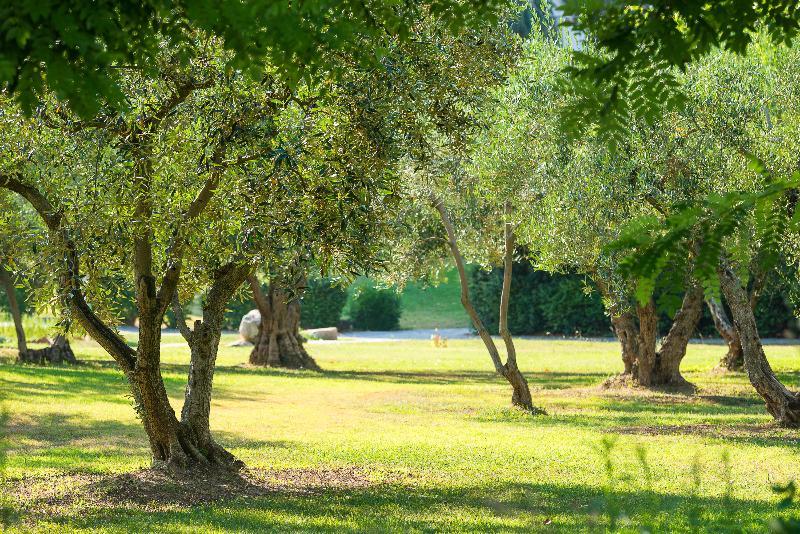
469 263 610 336
300 278 347 329
608 173 800 304
561 0 800 145
0 0 510 117
349 286 402 331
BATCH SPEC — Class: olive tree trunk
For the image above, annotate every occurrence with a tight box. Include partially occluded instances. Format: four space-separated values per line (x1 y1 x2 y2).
0 268 27 358
608 284 703 388
431 196 540 412
174 263 252 470
718 265 800 426
19 334 78 364
706 298 744 371
248 276 320 370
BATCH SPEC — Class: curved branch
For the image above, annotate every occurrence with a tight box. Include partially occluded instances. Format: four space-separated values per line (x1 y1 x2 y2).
0 173 137 371
172 292 194 343
430 194 505 374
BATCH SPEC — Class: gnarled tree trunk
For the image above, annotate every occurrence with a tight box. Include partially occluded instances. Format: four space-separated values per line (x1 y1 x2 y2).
610 311 639 375
718 265 800 426
607 284 703 388
650 283 704 386
706 298 744 371
248 276 319 370
0 268 28 358
19 334 78 364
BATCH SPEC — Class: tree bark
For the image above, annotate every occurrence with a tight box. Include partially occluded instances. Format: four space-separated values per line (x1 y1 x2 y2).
650 283 704 386
606 284 703 388
610 311 639 375
634 299 659 385
176 263 251 470
0 269 28 358
718 265 800 426
431 195 540 412
248 276 320 370
19 334 78 364
706 298 744 371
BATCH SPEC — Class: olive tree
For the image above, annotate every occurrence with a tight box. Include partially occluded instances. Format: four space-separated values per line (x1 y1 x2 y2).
613 36 800 423
0 39 396 470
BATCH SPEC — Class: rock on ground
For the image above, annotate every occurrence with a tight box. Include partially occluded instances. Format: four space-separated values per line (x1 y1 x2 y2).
239 309 261 343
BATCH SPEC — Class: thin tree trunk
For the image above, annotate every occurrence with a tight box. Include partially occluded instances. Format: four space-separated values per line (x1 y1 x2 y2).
707 298 744 371
431 195 540 412
248 276 319 370
0 269 27 358
498 202 534 410
719 265 800 426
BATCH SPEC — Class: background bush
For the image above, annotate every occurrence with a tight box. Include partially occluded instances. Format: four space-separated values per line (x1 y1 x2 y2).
469 263 798 338
350 286 402 331
469 263 609 336
300 278 348 328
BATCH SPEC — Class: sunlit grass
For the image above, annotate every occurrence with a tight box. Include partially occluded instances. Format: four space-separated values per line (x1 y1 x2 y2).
2 336 800 531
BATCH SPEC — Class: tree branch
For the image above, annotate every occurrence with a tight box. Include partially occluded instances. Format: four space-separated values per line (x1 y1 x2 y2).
0 173 137 371
498 201 517 367
172 292 194 343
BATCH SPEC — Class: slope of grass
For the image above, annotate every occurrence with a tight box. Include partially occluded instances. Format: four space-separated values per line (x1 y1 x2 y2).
1 336 800 531
342 269 469 330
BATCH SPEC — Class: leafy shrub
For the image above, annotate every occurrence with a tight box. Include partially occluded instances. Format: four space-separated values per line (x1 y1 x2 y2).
350 286 402 331
300 278 347 328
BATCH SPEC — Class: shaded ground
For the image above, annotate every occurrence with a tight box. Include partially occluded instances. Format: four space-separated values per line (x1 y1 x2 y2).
1 338 800 532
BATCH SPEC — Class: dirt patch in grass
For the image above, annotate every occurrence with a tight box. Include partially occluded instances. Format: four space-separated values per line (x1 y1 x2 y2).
8 465 390 514
614 422 800 443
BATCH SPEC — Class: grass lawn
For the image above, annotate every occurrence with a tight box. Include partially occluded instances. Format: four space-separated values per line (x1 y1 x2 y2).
1 335 800 532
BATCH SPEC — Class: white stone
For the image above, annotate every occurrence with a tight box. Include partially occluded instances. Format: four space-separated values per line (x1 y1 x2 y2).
239 309 261 343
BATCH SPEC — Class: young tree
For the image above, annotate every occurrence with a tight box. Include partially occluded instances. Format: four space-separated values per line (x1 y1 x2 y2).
363 9 546 410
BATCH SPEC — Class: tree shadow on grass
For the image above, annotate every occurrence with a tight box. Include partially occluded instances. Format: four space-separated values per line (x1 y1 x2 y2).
208 364 610 390
12 477 782 533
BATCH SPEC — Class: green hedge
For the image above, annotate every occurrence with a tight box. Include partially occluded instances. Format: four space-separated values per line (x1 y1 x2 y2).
468 263 609 336
300 279 348 328
469 263 798 338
